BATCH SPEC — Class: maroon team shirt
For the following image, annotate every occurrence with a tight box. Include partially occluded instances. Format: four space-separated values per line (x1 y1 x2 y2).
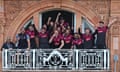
83 34 93 41
63 34 72 44
38 32 48 38
60 22 69 27
63 22 69 27
97 26 108 33
72 38 83 45
96 26 108 44
26 30 35 38
53 34 63 46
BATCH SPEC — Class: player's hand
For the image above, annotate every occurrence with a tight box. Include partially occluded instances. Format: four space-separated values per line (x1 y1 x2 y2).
9 48 13 50
48 17 52 20
58 12 61 16
57 48 61 50
52 34 56 37
26 48 30 51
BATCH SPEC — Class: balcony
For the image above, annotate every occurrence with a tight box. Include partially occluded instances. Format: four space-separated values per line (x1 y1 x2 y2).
2 49 110 72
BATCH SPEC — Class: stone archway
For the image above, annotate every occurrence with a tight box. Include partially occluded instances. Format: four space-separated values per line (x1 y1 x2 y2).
5 0 99 41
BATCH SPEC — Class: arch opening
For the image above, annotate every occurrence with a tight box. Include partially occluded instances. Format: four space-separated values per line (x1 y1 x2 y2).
5 0 99 42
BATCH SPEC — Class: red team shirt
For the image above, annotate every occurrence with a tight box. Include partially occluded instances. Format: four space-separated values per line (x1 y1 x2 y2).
63 34 72 44
38 32 48 38
53 34 63 46
72 38 83 45
26 30 35 38
96 26 108 46
83 34 93 41
97 26 108 33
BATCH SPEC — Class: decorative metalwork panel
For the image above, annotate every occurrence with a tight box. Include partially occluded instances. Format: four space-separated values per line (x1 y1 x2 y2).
35 49 74 70
2 49 33 70
78 49 109 70
2 49 110 71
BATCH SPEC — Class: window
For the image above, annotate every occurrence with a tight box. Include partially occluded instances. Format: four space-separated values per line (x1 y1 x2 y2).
81 17 95 33
23 18 34 30
40 10 75 31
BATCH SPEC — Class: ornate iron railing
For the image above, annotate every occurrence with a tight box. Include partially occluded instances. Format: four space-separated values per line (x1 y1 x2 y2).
2 49 110 71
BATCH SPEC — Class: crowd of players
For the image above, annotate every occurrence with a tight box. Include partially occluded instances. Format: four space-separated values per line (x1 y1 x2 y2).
2 13 116 50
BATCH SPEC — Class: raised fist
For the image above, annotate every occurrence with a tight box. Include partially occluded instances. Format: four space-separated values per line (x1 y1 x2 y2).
48 17 52 20
58 12 61 16
52 33 56 37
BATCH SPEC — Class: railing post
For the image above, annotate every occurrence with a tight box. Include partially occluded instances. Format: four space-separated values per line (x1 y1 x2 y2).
5 49 8 69
75 49 79 70
104 49 107 70
107 49 110 70
33 49 36 69
2 49 5 70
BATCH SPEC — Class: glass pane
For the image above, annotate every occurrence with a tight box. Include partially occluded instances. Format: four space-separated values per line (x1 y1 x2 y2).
23 18 34 29
81 17 95 33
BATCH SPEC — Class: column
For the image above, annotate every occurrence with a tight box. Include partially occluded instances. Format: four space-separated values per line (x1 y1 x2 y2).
76 12 82 32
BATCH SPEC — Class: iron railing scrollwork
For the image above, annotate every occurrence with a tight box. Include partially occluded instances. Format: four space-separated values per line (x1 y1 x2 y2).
2 49 110 71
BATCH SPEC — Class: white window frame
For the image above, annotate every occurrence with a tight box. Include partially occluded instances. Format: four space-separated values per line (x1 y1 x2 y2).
74 14 76 32
23 18 34 28
39 13 42 29
81 17 95 33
